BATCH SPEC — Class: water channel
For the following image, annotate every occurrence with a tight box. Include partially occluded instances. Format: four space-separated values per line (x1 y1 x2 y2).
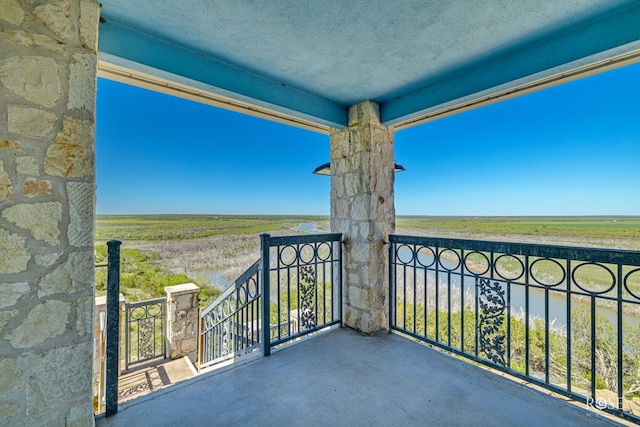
198 223 321 291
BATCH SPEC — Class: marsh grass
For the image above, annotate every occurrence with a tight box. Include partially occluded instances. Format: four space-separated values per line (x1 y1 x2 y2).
94 245 193 302
96 214 329 242
96 215 639 307
397 216 640 250
95 215 329 306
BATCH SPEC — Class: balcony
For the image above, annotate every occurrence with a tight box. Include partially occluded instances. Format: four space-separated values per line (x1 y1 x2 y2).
94 232 640 426
97 327 626 426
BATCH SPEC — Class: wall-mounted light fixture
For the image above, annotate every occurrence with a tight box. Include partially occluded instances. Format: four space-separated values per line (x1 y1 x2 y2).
312 162 406 175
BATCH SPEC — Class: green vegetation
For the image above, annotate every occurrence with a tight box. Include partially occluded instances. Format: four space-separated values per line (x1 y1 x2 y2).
97 214 640 245
397 216 640 249
95 214 640 310
96 214 329 242
95 214 329 306
94 245 201 301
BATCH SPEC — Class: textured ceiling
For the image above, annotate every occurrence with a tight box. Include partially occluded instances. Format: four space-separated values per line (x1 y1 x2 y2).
98 0 640 130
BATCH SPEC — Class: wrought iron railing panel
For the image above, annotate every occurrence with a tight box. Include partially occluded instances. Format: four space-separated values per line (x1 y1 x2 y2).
124 297 167 371
263 233 343 348
198 233 342 368
389 235 640 423
199 260 262 369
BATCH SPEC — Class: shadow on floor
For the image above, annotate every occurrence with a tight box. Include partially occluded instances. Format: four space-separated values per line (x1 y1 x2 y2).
118 357 196 403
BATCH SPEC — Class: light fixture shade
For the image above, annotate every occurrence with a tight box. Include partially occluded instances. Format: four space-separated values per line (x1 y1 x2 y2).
313 162 405 175
312 162 332 175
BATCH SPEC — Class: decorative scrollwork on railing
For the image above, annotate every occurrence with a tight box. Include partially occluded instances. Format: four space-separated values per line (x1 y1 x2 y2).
125 299 166 369
478 278 506 366
138 318 155 360
300 265 317 330
220 321 231 356
390 234 640 423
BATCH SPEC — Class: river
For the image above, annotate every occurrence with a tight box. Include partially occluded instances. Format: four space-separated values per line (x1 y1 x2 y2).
198 223 321 290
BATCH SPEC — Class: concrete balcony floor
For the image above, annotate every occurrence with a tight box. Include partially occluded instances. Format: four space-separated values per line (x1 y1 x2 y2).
97 328 624 427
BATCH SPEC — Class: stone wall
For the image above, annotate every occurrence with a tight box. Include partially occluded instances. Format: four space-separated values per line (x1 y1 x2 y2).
330 101 395 333
0 1 100 425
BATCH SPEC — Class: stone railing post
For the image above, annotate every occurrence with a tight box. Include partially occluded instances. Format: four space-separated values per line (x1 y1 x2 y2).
165 283 200 362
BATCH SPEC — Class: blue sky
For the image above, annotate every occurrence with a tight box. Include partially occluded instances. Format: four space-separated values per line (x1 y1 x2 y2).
96 62 640 216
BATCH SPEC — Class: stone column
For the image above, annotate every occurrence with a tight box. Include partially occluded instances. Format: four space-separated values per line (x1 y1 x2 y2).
165 283 200 363
330 101 395 333
0 1 100 425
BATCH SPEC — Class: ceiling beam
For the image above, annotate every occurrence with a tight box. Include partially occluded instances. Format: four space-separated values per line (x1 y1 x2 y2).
383 4 640 128
98 20 348 131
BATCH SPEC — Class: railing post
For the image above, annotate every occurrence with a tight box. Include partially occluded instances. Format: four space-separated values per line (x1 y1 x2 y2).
124 301 130 371
105 240 121 417
198 315 204 372
338 238 343 327
388 239 394 331
165 283 200 362
261 233 271 356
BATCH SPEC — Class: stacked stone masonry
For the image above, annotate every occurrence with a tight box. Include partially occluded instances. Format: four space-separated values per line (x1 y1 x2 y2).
0 1 100 426
165 283 200 363
330 101 395 334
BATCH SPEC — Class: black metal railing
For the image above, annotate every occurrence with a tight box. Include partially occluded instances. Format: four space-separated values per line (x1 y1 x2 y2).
261 233 342 354
199 260 262 369
105 240 121 417
389 235 640 423
198 233 342 367
124 297 167 371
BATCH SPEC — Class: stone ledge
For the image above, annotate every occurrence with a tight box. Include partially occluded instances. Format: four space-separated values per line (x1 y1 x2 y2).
165 283 199 296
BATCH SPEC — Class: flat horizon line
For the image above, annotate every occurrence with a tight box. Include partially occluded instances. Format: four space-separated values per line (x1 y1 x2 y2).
96 213 640 218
